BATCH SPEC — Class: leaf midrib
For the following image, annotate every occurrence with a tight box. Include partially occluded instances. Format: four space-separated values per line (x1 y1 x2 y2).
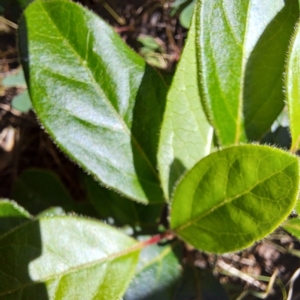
220 0 251 144
235 0 250 143
0 223 143 296
174 160 296 232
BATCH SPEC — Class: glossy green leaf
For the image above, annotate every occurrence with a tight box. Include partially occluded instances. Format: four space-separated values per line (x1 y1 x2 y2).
124 241 182 300
19 0 166 204
82 173 163 229
0 216 140 299
0 199 31 236
171 145 300 253
36 206 66 218
286 21 300 152
158 14 212 200
12 169 74 214
197 0 298 145
283 218 300 239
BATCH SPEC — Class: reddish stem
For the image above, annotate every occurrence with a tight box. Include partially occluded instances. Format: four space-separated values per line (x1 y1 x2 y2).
140 230 175 248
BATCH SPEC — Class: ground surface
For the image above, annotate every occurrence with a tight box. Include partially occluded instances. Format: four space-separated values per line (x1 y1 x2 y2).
1 1 300 299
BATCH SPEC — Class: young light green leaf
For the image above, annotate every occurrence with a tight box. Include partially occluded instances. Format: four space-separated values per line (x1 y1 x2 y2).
179 0 196 29
286 21 300 152
0 199 31 236
1 68 32 112
283 219 300 239
12 90 32 113
171 145 300 253
1 68 27 88
0 216 141 299
124 241 182 300
171 0 191 15
283 218 300 239
19 0 166 204
12 169 74 214
158 13 212 200
197 0 298 145
137 35 161 51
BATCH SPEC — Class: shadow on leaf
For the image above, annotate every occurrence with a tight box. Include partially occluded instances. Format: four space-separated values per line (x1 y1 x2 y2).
244 0 298 140
131 64 168 203
0 217 48 299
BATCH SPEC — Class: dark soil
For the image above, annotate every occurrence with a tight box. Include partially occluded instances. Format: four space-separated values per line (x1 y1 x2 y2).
1 1 300 299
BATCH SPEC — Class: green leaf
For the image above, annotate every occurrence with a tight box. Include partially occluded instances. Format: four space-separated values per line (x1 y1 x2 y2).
11 90 32 112
1 68 27 87
171 144 300 253
179 0 196 29
283 218 300 239
173 267 229 300
139 49 168 69
0 216 141 299
0 199 31 236
19 0 166 204
171 0 191 13
82 173 163 229
158 13 212 200
1 68 32 112
197 0 298 145
124 241 228 300
36 206 66 217
286 21 300 152
295 199 300 215
12 169 74 214
137 35 161 51
124 241 182 300
172 266 201 300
